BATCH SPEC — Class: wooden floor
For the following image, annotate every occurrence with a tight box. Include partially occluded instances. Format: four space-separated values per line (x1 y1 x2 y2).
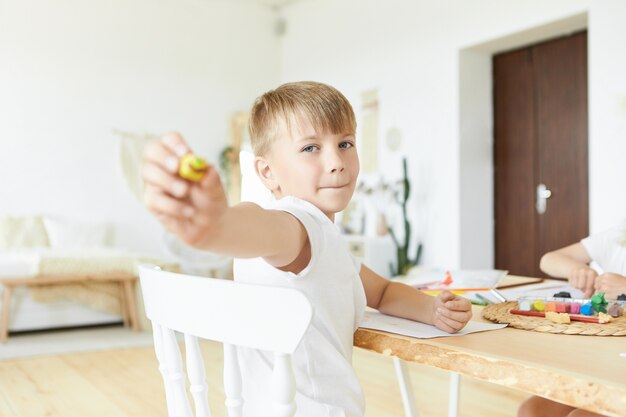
0 340 529 416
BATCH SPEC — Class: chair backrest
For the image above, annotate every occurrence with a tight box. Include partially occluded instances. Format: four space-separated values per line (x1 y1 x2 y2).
139 264 313 417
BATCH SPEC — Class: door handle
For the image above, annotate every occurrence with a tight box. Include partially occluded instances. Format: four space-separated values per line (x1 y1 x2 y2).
536 183 552 214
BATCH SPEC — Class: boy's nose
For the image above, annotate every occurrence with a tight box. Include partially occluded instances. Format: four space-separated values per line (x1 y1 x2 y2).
327 151 345 173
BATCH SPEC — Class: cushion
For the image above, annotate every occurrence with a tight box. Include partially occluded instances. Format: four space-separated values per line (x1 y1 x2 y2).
43 217 112 249
0 216 50 250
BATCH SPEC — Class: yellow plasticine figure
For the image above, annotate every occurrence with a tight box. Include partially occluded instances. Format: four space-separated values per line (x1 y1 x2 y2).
597 312 612 324
178 154 208 182
545 312 570 324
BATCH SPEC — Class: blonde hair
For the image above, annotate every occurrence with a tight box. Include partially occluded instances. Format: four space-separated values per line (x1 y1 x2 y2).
248 81 356 156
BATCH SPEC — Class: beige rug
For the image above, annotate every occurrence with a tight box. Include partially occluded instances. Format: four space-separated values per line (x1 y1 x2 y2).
0 325 155 360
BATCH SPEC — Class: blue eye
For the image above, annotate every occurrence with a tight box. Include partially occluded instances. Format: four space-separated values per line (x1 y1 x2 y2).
339 141 354 149
302 145 317 152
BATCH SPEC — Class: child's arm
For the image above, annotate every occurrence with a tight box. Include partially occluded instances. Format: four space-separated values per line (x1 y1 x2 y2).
594 273 626 299
540 243 597 297
360 265 472 333
142 133 307 268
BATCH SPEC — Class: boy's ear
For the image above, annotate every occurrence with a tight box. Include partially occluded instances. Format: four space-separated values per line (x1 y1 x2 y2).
254 157 279 192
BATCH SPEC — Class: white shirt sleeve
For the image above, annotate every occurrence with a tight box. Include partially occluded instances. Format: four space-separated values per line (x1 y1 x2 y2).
271 197 324 279
581 225 626 274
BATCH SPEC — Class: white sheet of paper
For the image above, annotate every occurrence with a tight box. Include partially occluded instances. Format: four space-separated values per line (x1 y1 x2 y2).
359 310 507 339
497 282 584 300
398 268 508 289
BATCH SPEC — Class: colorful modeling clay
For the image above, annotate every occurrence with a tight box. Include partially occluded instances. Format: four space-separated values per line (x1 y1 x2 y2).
545 302 556 312
591 292 608 314
607 303 623 318
580 303 593 316
518 300 532 311
178 154 208 182
569 303 581 314
555 302 567 313
553 291 572 298
533 299 545 312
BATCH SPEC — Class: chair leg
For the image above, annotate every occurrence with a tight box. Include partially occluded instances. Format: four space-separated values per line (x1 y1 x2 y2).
448 372 460 417
393 357 419 417
1 285 13 343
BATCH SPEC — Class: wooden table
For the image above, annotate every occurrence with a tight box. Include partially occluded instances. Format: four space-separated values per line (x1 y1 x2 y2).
354 304 626 417
0 272 140 343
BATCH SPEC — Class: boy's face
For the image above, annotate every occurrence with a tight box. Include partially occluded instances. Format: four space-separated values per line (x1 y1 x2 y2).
259 116 359 220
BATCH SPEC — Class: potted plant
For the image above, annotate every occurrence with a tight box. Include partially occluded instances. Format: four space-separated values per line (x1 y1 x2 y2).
388 157 422 276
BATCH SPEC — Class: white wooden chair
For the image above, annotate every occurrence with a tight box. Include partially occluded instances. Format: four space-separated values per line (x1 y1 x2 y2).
139 264 313 417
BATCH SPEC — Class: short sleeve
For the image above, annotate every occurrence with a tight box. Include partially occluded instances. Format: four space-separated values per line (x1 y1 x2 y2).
271 197 325 279
581 226 623 269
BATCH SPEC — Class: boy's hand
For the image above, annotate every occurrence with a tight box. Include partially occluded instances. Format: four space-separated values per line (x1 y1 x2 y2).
431 291 472 333
142 132 228 248
568 266 598 298
594 272 626 300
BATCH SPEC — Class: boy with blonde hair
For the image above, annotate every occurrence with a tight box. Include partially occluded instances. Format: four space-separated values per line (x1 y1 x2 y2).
142 81 472 416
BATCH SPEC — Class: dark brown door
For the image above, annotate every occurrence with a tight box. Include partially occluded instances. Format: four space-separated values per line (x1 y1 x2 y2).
494 31 588 278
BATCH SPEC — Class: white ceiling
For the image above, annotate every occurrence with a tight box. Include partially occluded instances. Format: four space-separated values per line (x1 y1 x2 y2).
224 0 304 9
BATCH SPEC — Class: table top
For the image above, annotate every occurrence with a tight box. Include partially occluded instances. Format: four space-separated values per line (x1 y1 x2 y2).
354 276 626 417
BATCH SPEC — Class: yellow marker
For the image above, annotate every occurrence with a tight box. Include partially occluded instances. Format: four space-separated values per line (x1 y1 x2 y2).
178 154 208 182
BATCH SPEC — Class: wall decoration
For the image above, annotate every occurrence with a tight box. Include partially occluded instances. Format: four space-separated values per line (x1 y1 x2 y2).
360 89 379 174
113 129 159 201
221 112 250 205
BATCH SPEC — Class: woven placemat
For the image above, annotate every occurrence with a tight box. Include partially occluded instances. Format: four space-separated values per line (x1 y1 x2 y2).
482 301 626 336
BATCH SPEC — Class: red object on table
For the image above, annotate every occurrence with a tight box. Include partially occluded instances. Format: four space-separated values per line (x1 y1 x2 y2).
442 271 453 286
510 309 601 324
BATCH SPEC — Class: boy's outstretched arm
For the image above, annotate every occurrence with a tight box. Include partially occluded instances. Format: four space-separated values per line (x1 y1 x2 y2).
142 133 307 268
360 265 472 333
540 243 596 297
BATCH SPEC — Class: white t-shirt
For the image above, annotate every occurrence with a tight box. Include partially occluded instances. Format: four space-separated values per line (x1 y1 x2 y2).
233 196 367 417
581 223 626 275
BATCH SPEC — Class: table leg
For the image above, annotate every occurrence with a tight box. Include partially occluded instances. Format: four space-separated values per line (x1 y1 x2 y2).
123 280 140 331
393 357 419 417
119 282 130 328
1 285 13 343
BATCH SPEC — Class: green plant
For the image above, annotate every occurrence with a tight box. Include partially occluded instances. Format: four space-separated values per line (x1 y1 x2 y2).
388 157 422 276
219 146 234 188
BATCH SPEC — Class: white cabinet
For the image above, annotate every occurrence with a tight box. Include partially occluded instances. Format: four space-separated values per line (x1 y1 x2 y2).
343 234 396 278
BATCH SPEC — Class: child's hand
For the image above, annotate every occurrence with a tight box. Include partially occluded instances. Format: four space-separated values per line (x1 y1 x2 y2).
568 266 598 298
431 291 472 333
142 132 228 248
594 272 626 300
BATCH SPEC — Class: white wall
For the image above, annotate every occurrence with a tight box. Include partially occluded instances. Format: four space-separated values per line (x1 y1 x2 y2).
279 0 626 269
587 1 626 233
2 0 625 267
0 0 280 255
